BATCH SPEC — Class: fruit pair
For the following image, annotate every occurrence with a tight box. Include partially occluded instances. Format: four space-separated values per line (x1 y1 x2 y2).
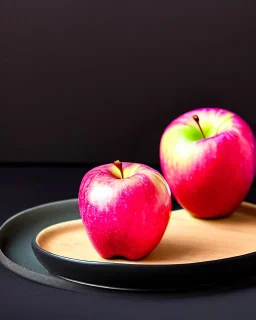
78 108 256 260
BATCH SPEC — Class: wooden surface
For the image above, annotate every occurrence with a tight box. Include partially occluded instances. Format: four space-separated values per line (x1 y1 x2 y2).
36 202 256 265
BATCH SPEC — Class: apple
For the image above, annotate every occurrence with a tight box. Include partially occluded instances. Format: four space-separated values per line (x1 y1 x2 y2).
78 161 172 260
160 107 256 219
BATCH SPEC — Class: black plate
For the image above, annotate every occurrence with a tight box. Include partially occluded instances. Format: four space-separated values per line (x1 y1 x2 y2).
1 199 256 292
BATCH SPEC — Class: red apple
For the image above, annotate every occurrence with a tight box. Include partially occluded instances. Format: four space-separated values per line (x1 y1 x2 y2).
78 161 171 260
160 107 256 219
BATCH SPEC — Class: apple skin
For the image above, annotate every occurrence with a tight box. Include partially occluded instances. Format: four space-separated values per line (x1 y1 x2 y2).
160 107 256 219
78 162 172 260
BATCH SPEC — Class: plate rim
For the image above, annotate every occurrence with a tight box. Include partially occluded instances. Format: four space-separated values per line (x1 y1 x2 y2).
32 224 256 269
30 199 256 268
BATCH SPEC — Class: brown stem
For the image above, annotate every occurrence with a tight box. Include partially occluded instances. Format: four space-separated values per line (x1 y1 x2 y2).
113 160 124 178
193 115 206 139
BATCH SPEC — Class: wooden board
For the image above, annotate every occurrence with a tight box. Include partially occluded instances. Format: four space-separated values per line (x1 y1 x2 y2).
36 201 256 265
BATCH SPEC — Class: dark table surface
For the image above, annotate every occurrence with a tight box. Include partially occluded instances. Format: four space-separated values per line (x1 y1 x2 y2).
0 165 256 320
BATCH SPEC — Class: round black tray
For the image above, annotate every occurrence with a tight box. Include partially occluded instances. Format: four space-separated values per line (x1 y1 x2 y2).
1 199 256 293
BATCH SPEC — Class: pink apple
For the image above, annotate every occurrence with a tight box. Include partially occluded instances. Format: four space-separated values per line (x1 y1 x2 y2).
78 161 172 260
160 107 256 219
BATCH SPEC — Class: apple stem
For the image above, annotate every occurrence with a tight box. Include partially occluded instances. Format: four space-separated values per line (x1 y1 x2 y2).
113 160 124 179
193 115 206 139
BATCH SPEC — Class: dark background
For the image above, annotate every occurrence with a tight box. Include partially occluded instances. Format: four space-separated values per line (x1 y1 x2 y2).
1 1 256 319
0 0 255 165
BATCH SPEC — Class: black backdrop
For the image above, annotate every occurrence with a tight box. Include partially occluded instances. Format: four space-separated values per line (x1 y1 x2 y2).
1 4 256 319
1 0 256 165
